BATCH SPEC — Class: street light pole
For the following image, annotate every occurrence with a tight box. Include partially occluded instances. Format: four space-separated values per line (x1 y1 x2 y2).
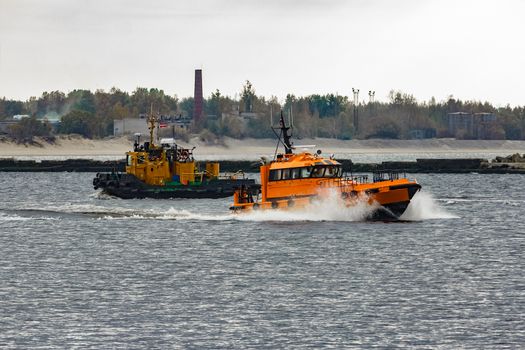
352 88 359 137
368 90 375 104
368 90 375 115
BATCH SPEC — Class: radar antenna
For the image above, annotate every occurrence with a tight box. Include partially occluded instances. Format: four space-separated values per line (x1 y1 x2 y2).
147 104 159 147
271 110 293 158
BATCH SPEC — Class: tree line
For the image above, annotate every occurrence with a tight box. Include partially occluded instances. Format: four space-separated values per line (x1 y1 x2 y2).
1 83 524 142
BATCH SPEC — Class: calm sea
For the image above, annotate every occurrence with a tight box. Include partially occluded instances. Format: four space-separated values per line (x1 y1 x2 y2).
0 172 524 348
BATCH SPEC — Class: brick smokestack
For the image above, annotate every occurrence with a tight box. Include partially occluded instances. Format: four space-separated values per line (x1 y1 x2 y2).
193 69 204 128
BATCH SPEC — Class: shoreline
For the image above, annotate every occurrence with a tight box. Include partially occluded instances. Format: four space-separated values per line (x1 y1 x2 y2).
1 136 524 161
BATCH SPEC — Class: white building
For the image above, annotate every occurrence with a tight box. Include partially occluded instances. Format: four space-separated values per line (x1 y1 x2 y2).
114 116 192 136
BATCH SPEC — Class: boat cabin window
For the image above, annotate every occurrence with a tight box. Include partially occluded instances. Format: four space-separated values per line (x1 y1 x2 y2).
300 167 312 178
269 165 342 181
311 165 342 178
127 155 132 166
310 166 325 178
324 165 342 177
269 169 282 181
325 166 338 177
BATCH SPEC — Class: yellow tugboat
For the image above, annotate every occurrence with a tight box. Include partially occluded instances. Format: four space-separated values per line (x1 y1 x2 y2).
93 113 254 199
230 112 421 220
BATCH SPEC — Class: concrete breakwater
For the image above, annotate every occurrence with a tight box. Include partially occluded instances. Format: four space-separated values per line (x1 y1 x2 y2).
0 158 524 173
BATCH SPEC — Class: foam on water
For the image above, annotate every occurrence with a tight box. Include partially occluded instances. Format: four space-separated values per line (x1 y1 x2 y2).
4 204 146 220
400 191 459 220
234 191 378 222
7 189 457 222
0 212 58 222
98 191 378 222
160 208 234 221
0 212 32 222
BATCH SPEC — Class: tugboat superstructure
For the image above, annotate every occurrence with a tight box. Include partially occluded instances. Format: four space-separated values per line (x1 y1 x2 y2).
93 112 254 199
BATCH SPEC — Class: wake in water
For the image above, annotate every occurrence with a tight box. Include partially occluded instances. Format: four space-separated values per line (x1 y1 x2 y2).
95 191 378 222
0 203 232 222
234 190 379 222
0 192 376 223
400 191 458 220
2 190 456 223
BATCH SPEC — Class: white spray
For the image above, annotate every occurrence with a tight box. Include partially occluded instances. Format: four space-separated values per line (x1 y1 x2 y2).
400 190 458 220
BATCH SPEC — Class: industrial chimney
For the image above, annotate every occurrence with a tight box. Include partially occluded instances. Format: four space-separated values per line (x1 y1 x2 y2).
193 69 204 129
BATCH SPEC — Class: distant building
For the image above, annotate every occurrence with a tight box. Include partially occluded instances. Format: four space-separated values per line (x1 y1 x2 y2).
12 114 30 120
114 115 192 136
447 112 497 139
474 112 497 139
0 120 17 134
159 114 192 130
448 112 473 138
0 114 61 134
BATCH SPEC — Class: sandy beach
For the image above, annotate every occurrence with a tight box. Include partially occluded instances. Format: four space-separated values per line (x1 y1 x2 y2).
1 135 524 161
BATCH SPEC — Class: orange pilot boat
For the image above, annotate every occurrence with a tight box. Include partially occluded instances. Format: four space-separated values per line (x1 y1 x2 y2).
230 112 421 220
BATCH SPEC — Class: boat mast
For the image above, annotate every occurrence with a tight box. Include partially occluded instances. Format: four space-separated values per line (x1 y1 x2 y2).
279 111 293 155
147 104 157 148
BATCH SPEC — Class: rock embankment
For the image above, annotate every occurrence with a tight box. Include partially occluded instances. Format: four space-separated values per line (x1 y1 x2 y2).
489 153 525 170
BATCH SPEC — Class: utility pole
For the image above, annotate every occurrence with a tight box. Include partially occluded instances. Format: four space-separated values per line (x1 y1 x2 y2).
368 90 375 104
368 90 375 116
352 88 359 136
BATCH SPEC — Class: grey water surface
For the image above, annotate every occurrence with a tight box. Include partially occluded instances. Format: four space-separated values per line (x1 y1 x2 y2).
0 172 524 349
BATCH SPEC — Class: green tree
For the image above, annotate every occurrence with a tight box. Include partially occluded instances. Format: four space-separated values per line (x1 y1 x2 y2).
0 98 25 119
241 80 256 113
67 90 96 114
206 89 223 118
130 87 177 115
59 110 95 137
308 94 348 118
35 91 66 117
179 97 194 119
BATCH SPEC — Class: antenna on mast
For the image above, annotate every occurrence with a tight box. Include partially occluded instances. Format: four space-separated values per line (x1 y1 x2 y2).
270 104 273 127
290 104 294 127
270 110 294 158
147 103 157 147
280 111 293 155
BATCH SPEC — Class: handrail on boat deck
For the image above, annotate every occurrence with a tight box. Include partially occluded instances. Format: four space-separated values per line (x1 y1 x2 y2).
220 170 246 180
372 171 406 182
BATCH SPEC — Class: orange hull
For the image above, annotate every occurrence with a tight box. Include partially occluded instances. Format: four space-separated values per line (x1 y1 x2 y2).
231 177 421 220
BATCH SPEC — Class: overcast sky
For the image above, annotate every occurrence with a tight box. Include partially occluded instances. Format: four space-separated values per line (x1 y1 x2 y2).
0 0 524 105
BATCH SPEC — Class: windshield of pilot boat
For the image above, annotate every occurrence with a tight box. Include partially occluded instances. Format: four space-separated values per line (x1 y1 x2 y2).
310 165 342 178
269 165 342 180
